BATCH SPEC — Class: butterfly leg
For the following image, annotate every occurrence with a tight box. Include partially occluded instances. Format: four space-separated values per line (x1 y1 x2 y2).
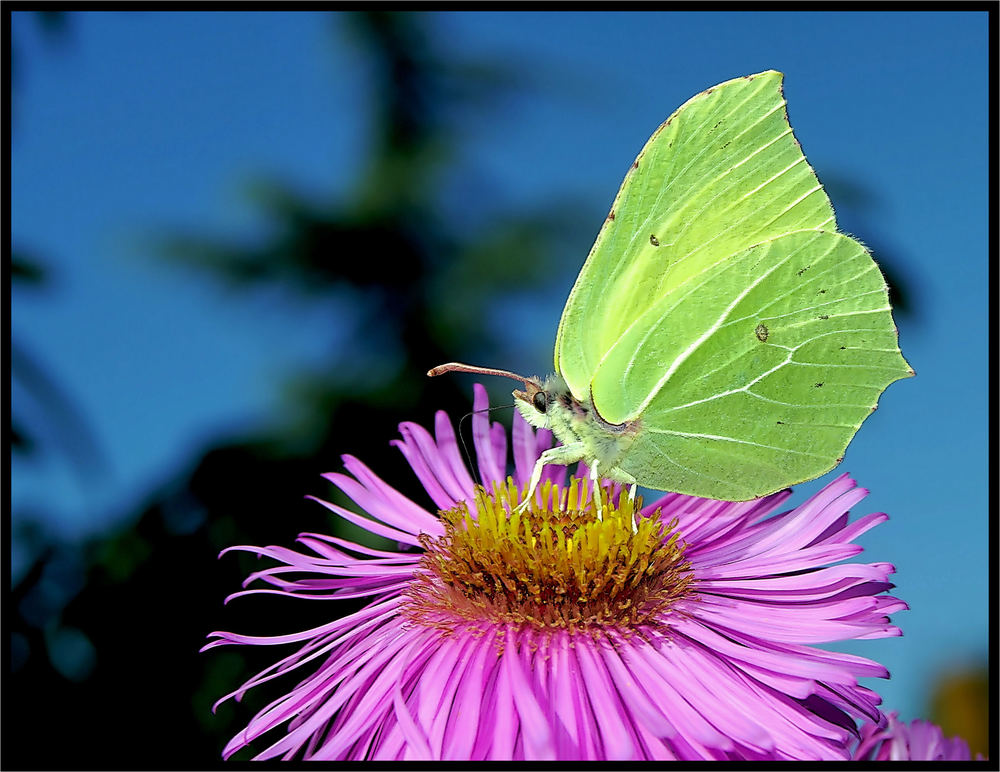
516 443 586 513
589 459 603 521
604 466 638 533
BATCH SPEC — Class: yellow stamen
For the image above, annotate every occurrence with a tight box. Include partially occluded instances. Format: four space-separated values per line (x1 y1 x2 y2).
406 479 692 634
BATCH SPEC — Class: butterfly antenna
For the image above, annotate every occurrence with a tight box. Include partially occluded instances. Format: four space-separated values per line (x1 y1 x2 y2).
456 411 479 487
428 362 534 387
457 403 516 489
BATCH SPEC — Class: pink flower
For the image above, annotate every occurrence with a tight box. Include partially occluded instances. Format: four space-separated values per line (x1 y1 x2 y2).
854 712 982 761
205 385 905 760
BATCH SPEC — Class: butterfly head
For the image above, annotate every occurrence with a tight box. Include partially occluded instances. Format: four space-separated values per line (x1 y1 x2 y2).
511 377 551 430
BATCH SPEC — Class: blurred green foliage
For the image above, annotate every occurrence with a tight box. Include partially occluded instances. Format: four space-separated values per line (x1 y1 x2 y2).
8 11 578 765
928 663 990 759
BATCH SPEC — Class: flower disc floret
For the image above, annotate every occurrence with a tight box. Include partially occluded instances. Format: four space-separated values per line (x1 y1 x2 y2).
408 479 691 632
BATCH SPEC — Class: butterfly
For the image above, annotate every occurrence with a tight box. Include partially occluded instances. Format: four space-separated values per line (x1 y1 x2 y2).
430 71 912 508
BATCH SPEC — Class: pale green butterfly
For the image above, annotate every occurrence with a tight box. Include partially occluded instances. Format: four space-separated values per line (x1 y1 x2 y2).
430 71 912 507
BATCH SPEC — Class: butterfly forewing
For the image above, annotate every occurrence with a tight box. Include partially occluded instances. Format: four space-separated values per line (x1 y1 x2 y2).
555 70 835 409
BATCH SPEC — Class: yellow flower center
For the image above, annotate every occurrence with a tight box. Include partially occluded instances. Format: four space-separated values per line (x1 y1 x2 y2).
406 478 692 634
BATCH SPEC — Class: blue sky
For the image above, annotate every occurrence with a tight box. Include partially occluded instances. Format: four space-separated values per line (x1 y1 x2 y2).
10 10 989 722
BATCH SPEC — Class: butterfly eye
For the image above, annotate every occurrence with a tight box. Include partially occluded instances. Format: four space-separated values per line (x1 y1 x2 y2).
532 391 548 413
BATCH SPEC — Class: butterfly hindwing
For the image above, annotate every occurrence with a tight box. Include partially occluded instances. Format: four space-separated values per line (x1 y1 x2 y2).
598 229 911 499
